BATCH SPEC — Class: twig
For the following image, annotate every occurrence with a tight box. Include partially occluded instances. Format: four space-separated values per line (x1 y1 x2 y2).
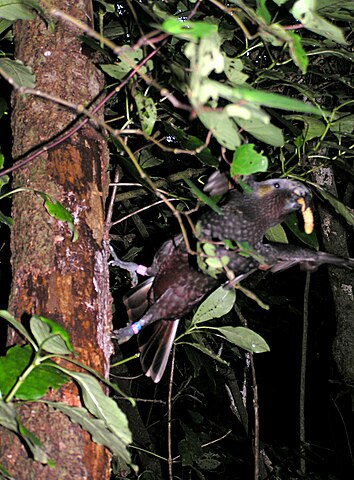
172 429 232 461
1 42 160 179
105 167 122 230
111 199 178 226
234 303 262 479
167 345 176 480
300 271 311 475
113 167 208 202
225 368 249 432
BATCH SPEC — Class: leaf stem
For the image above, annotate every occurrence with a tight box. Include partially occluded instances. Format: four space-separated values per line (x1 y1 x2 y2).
4 352 41 403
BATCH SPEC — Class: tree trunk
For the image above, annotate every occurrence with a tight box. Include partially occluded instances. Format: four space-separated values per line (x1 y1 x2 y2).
0 1 113 478
313 167 354 385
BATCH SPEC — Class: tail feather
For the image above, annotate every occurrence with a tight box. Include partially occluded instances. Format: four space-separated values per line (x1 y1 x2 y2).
138 320 179 383
123 277 154 323
203 171 230 196
267 246 354 273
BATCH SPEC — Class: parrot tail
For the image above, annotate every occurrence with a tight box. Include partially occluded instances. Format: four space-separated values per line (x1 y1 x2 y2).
138 320 180 383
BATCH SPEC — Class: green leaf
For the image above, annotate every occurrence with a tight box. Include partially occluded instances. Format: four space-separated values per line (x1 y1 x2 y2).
178 341 230 366
225 102 269 123
95 0 116 13
330 113 354 139
0 58 35 88
0 0 37 21
138 150 163 169
0 399 17 430
235 117 284 147
36 192 78 241
0 170 9 194
231 144 268 175
265 224 289 244
100 63 130 80
183 176 222 214
198 110 241 150
192 35 223 73
185 35 225 104
301 117 326 141
47 402 132 462
0 400 49 464
178 422 203 466
317 188 354 227
0 310 33 345
223 55 248 85
30 316 74 355
285 114 326 141
18 421 50 464
164 123 218 167
216 326 270 353
235 241 267 264
287 31 309 74
192 286 236 325
291 0 347 45
284 213 319 249
196 453 222 471
57 369 132 450
100 46 152 80
0 210 13 227
256 0 272 23
207 80 324 115
0 345 69 400
135 91 157 135
196 240 230 278
160 17 218 40
0 464 16 480
0 18 13 36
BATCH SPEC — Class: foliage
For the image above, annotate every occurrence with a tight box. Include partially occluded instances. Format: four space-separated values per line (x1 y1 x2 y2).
0 311 132 465
0 0 353 479
0 186 78 240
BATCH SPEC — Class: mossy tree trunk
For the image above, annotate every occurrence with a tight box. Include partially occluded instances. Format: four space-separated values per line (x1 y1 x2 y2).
0 1 113 478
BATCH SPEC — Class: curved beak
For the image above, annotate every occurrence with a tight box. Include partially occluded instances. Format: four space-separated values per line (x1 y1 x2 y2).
293 185 312 209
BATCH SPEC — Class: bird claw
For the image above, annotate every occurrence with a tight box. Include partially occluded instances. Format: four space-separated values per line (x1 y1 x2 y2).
112 326 134 344
112 321 142 345
109 244 139 286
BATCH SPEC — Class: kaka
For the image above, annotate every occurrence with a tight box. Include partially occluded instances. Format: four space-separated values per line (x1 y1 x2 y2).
112 176 354 382
114 235 216 382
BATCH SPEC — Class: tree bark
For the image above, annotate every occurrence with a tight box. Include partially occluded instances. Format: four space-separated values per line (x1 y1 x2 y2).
0 1 113 478
313 167 354 384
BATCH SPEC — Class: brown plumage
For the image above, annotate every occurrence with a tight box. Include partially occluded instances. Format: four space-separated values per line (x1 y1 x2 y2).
113 235 216 382
112 175 353 382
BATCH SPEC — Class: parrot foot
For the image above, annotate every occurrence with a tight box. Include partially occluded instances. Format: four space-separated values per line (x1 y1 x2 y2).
112 321 143 344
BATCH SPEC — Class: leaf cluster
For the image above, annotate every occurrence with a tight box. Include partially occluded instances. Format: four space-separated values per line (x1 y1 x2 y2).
0 311 133 467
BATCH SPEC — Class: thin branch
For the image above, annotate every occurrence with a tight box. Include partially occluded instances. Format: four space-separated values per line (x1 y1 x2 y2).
105 167 122 229
250 354 260 480
113 167 208 202
300 271 311 475
168 346 176 480
172 429 232 462
0 43 160 178
111 199 178 226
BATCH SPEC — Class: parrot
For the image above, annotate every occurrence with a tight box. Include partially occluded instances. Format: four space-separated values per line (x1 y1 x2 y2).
112 174 354 382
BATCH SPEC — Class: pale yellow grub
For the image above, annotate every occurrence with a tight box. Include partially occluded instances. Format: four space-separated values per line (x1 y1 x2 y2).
297 197 314 234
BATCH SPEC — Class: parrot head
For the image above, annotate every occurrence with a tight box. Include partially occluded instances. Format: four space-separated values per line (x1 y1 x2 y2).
247 178 313 231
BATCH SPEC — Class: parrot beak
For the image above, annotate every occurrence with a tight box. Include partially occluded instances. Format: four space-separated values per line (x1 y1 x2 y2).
295 189 314 235
293 185 312 209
